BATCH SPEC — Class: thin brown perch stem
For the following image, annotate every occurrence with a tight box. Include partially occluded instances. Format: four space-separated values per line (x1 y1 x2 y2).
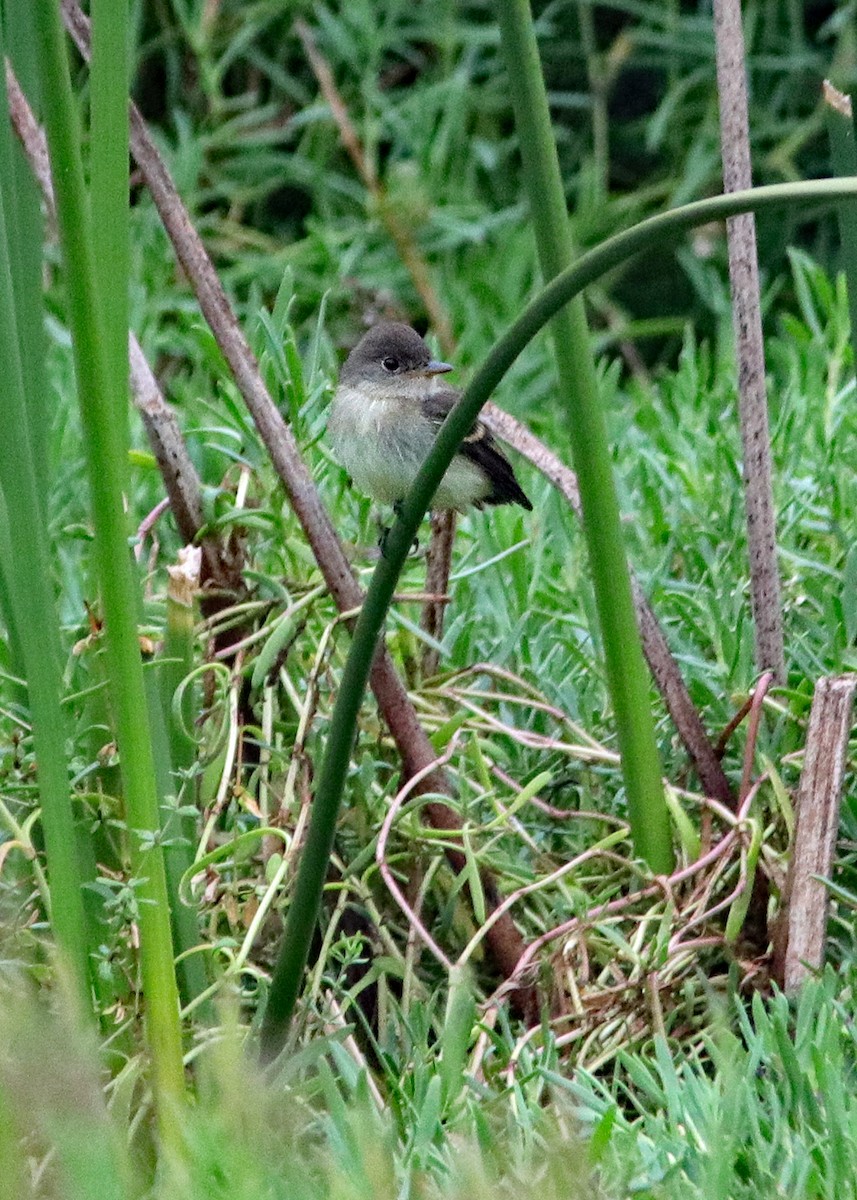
420 508 456 678
714 689 754 760
713 0 785 684
723 668 776 955
420 510 456 677
773 675 857 991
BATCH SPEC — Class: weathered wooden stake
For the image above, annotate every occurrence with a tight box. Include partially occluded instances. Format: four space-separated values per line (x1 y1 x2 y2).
774 675 857 991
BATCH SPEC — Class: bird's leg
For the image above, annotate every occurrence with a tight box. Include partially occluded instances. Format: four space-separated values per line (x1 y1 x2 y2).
377 502 419 558
376 503 397 557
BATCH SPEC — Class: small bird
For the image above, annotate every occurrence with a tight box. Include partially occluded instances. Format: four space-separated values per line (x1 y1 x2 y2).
328 322 532 515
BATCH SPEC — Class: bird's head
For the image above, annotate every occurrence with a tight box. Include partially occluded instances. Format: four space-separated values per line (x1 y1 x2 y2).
340 322 452 388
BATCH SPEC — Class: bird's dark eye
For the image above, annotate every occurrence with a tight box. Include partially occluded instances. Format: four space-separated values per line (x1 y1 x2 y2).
381 356 400 372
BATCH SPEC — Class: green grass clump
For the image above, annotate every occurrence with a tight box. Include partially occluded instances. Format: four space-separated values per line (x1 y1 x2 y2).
4 968 857 1198
128 0 856 346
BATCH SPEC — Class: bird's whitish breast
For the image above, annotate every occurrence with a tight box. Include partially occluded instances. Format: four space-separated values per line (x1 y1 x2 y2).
330 387 430 455
328 384 489 509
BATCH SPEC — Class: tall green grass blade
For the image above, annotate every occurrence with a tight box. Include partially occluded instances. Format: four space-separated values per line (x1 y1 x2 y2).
0 11 41 696
0 495 25 691
157 551 208 1011
824 82 857 382
497 0 672 873
32 0 185 1122
91 0 131 464
4 4 50 496
439 965 476 1109
145 661 207 1014
0 12 90 1006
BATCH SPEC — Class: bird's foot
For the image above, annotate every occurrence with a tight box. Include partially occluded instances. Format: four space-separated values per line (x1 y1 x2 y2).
377 527 421 559
377 505 420 558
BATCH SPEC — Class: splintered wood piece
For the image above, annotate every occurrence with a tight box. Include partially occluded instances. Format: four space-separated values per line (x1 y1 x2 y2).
777 675 856 992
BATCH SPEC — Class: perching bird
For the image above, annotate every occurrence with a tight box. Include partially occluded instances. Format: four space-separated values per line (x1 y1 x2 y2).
328 322 532 515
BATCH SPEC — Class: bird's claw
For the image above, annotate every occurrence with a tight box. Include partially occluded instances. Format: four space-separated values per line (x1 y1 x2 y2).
378 509 419 559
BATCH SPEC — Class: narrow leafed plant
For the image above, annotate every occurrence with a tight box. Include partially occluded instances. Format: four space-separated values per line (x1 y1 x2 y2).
825 82 857 379
496 0 674 874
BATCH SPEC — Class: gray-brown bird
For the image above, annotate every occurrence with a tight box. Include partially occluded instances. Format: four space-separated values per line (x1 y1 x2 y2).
328 322 531 514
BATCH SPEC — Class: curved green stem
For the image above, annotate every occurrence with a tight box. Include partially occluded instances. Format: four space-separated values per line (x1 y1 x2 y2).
466 177 857 442
258 174 857 1056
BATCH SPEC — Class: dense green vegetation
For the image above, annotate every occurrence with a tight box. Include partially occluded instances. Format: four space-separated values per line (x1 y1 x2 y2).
1 0 856 1195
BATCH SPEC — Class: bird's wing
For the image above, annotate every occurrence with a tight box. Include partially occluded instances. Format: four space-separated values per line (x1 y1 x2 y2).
421 387 532 510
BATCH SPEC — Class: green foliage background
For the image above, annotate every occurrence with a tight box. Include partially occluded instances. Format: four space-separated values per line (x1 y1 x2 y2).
1 0 857 1195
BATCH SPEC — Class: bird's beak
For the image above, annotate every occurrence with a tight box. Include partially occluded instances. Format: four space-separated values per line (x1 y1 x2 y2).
426 359 453 376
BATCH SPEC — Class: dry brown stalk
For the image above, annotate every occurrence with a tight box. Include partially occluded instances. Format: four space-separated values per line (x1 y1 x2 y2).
419 510 457 677
713 0 785 683
737 671 775 803
714 689 755 760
